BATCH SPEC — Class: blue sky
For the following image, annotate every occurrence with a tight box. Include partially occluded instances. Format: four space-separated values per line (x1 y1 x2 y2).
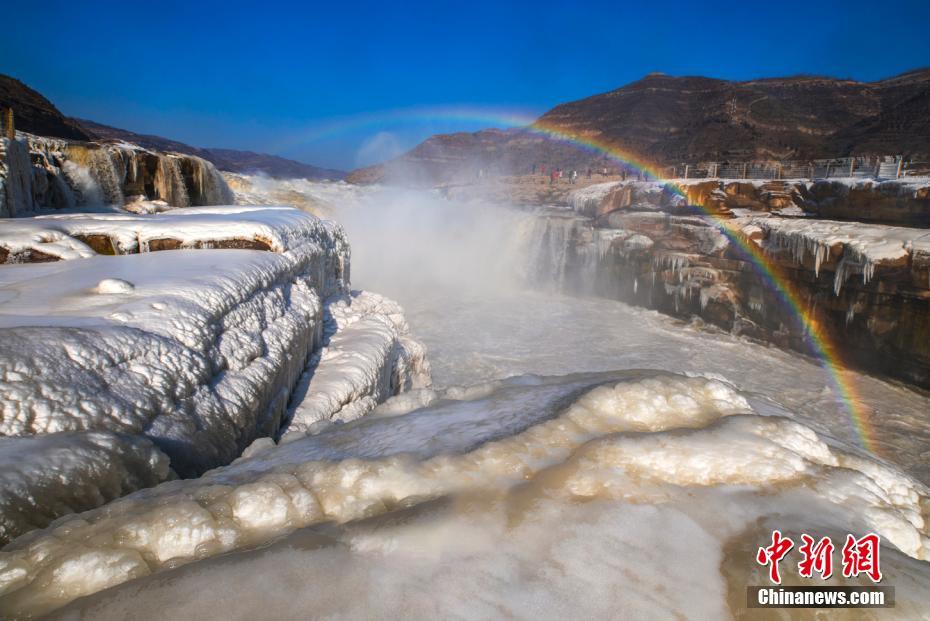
3 0 929 169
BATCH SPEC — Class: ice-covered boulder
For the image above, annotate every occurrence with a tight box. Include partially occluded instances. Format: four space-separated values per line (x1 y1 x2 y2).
0 207 350 477
0 205 435 558
0 431 171 545
281 291 431 437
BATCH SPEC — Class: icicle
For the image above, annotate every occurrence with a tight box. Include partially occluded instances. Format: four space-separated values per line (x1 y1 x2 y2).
88 149 124 206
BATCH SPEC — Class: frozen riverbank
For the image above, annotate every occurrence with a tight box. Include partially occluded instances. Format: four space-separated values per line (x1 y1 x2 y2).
0 206 429 547
2 178 930 619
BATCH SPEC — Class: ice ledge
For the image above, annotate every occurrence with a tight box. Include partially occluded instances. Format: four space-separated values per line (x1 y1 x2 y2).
0 207 433 551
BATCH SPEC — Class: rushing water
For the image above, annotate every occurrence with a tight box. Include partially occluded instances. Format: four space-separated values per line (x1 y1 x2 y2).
41 183 930 620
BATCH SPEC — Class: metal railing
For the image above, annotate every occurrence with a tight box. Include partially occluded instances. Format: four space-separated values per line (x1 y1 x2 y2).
658 156 926 181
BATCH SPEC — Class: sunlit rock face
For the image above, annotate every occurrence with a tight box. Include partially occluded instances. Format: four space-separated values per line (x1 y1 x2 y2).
0 133 233 217
550 181 930 387
572 178 930 225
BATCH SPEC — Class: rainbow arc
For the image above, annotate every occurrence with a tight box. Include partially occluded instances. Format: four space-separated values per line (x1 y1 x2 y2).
276 107 875 453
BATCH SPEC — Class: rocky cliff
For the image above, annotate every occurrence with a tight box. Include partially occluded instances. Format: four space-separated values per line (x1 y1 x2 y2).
0 133 234 217
572 177 930 226
535 180 930 388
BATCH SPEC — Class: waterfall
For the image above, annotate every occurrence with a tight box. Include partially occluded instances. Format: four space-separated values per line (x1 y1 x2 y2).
87 149 125 206
511 211 602 293
189 156 233 205
62 160 105 206
155 155 190 207
1 136 236 217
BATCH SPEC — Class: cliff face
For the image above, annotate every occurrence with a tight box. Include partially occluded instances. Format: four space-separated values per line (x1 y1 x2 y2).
540 181 930 388
0 133 233 217
572 177 930 226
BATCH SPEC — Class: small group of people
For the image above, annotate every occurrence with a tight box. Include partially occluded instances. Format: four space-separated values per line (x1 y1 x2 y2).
532 164 599 185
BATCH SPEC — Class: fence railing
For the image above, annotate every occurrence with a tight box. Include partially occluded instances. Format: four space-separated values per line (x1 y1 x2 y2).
657 156 927 181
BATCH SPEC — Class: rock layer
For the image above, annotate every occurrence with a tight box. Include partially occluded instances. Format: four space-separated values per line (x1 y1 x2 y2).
541 181 930 387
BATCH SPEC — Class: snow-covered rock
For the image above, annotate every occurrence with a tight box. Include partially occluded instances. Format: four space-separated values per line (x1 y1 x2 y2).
741 215 930 293
0 373 925 618
281 291 431 437
0 431 171 545
0 206 350 477
529 192 930 386
0 204 435 562
570 177 930 226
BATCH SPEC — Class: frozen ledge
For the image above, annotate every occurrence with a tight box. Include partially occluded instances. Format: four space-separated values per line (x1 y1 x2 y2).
279 291 431 439
0 205 350 262
0 207 433 550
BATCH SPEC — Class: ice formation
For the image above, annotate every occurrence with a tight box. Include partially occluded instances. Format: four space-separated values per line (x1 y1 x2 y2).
0 207 351 472
0 432 171 545
0 133 233 217
0 199 441 563
282 291 431 436
0 373 927 618
31 176 921 620
745 216 930 293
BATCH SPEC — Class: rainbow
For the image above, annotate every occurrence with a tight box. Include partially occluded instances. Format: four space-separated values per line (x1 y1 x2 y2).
275 107 877 454
264 105 539 155
526 119 876 454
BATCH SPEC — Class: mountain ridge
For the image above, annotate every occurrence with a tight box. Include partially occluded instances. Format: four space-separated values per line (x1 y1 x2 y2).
73 118 346 180
349 68 930 184
0 74 344 180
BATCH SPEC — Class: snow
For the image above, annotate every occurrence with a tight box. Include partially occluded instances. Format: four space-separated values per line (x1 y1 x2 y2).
0 205 347 259
0 207 350 477
1 373 927 618
0 201 439 579
741 215 930 293
569 181 621 214
95 278 135 294
281 291 431 437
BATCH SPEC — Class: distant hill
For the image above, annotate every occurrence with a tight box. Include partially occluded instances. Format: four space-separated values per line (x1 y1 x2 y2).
75 119 345 180
0 74 344 180
347 128 614 185
350 69 930 185
0 75 92 140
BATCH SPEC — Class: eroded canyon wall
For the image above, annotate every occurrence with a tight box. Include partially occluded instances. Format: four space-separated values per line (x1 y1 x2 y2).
544 180 930 387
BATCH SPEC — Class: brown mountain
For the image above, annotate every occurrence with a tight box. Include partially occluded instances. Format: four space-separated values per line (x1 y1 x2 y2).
0 75 92 140
0 74 344 180
349 69 930 185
